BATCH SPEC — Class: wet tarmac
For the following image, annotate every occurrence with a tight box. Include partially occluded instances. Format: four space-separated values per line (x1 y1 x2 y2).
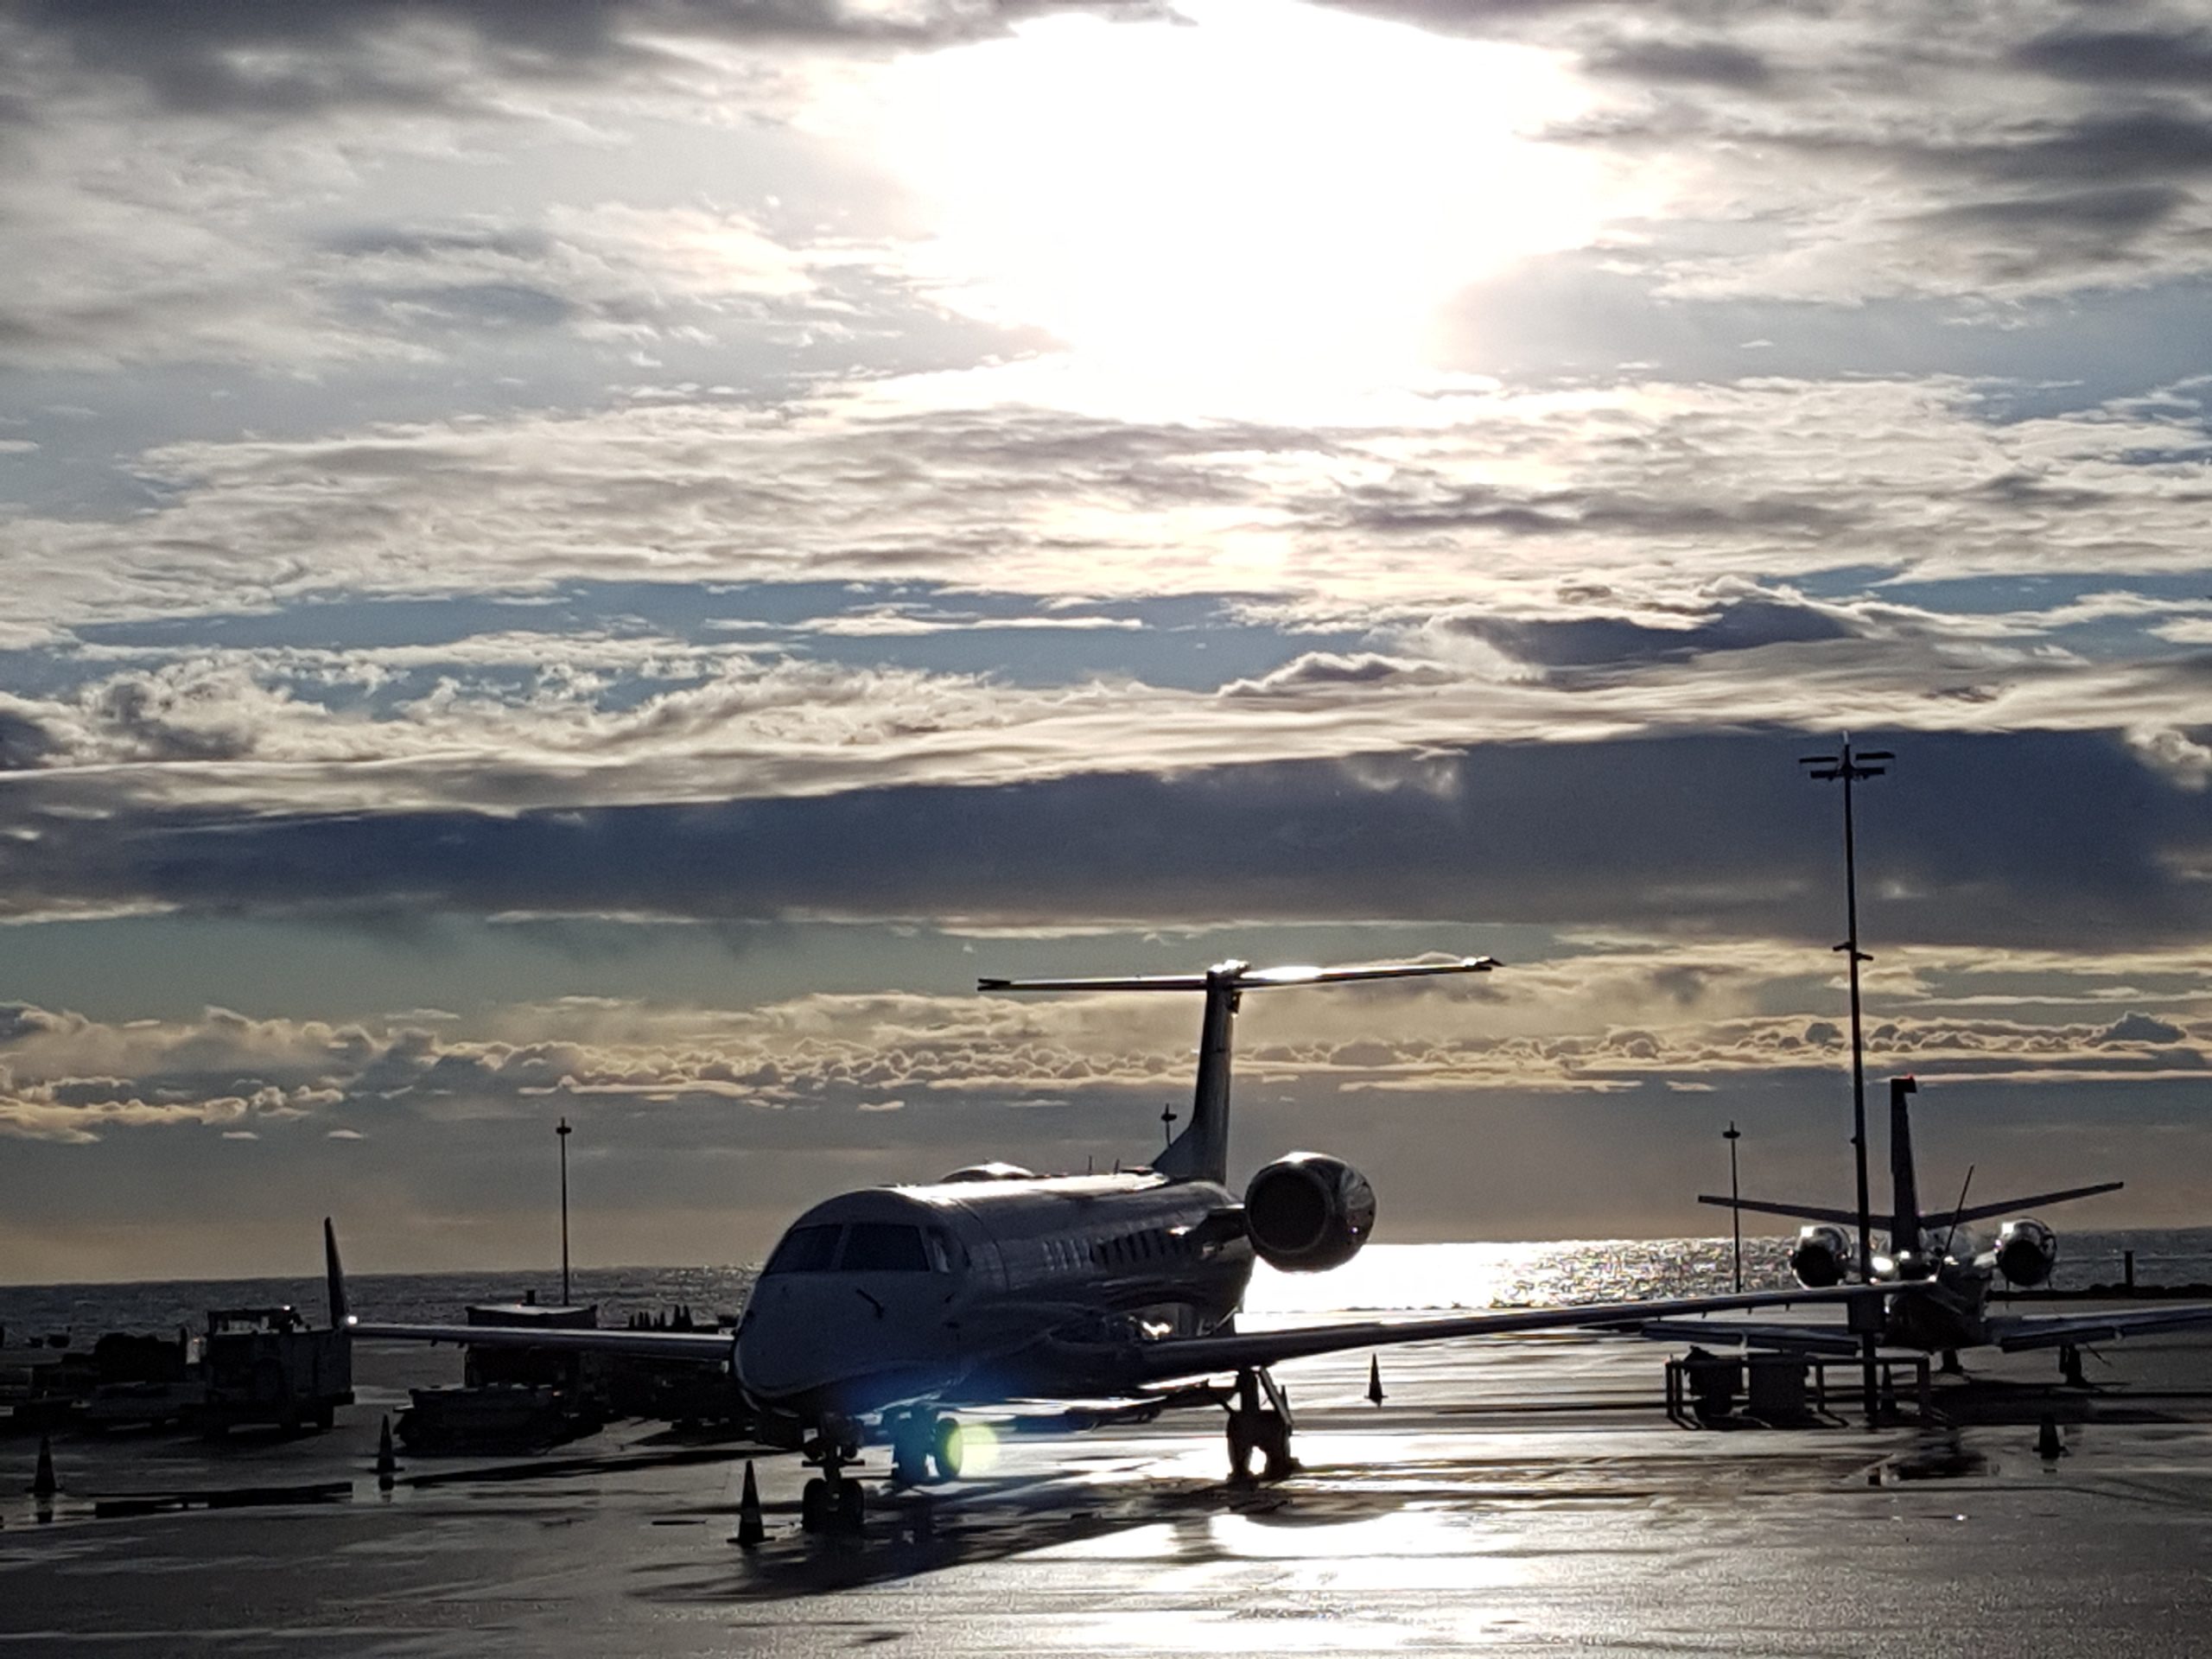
8 1316 2212 1656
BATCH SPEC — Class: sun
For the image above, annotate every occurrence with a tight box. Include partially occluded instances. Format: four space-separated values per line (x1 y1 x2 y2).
827 0 1622 416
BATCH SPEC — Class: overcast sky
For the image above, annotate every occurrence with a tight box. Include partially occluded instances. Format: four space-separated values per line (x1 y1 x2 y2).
3 0 2209 1281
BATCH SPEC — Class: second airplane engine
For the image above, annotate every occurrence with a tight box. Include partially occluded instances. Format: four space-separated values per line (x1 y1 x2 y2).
1244 1151 1376 1273
1994 1217 2059 1287
1789 1224 1853 1288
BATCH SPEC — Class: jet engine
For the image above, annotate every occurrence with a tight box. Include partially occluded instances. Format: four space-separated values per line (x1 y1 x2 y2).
1994 1217 2059 1287
1789 1224 1853 1288
1243 1151 1376 1273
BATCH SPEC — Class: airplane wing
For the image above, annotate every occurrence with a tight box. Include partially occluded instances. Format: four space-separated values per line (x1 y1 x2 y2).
1986 1302 2212 1352
353 1322 736 1363
1058 1283 1903 1386
1629 1318 1865 1356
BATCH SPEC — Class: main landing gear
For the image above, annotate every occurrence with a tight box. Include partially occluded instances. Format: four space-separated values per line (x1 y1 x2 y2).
886 1408 964 1488
1224 1366 1296 1484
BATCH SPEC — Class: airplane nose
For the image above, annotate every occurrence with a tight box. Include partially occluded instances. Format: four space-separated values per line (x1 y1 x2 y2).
736 1285 836 1401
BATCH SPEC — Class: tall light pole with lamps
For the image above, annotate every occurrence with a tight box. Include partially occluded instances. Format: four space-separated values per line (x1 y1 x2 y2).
1800 735 1891 1424
556 1116 574 1309
1723 1121 1743 1294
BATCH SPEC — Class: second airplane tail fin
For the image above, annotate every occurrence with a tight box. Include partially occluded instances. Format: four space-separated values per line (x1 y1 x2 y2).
1889 1076 1921 1255
325 1217 353 1330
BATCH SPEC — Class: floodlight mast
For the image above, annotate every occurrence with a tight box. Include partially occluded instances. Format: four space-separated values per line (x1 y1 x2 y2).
1801 734 1891 1426
556 1116 573 1308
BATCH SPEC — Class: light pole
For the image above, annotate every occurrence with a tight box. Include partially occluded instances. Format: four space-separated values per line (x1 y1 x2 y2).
556 1116 573 1308
1801 734 1891 1424
1723 1122 1743 1293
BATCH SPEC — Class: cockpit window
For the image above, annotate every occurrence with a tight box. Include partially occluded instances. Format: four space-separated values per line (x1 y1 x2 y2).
925 1229 960 1274
839 1222 931 1273
763 1224 842 1276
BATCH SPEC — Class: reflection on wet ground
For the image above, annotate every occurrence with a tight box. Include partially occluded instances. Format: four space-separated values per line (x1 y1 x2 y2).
8 1323 2212 1655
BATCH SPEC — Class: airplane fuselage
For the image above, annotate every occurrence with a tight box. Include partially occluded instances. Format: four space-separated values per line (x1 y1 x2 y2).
1872 1246 1997 1353
734 1171 1254 1421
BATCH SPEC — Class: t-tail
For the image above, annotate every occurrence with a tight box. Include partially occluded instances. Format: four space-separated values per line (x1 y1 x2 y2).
979 957 1497 1185
1699 1073 2125 1273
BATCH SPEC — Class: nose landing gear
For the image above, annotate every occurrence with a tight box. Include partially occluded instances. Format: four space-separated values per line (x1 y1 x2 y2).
799 1469 865 1535
1224 1366 1297 1484
798 1421 868 1536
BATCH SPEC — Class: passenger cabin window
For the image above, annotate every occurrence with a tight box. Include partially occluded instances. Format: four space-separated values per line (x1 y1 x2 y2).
764 1224 841 1275
839 1222 931 1273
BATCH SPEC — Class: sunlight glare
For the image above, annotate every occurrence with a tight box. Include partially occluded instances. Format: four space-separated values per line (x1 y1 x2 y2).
849 0 1611 412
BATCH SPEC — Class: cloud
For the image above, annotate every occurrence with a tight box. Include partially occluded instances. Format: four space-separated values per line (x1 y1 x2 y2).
0 729 2202 963
3 953 2201 1147
2094 1011 2187 1046
3 1 1129 123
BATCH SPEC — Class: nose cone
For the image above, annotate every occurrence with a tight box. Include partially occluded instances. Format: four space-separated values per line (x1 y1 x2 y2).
738 1273 965 1416
737 1284 832 1404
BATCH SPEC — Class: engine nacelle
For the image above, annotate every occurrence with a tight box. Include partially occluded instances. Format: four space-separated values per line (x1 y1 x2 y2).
1995 1217 2058 1287
1789 1223 1853 1288
1243 1151 1376 1273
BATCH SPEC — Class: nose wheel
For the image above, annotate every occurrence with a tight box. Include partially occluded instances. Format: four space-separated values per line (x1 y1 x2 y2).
1224 1367 1298 1484
800 1471 866 1535
798 1427 868 1536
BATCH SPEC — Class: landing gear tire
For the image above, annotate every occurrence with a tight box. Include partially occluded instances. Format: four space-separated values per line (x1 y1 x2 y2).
930 1417 964 1482
890 1417 930 1488
802 1473 868 1535
1255 1410 1295 1482
1226 1413 1255 1483
1226 1409 1293 1483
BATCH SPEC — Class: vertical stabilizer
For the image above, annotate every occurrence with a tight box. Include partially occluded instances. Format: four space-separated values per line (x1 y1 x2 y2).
325 1217 352 1329
1888 1076 1920 1255
1156 966 1242 1184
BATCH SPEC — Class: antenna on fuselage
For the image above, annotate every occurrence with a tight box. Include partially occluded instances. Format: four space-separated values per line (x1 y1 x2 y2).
1941 1166 1974 1262
977 956 1497 1185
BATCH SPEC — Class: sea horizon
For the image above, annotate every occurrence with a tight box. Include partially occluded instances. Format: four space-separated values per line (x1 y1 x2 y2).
6 1229 2207 1345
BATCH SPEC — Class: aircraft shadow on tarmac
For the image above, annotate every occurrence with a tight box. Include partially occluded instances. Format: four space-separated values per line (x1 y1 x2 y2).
630 1443 1923 1603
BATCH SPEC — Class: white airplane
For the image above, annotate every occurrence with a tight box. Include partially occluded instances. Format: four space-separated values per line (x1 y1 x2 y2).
1649 1074 2212 1376
355 957 1901 1534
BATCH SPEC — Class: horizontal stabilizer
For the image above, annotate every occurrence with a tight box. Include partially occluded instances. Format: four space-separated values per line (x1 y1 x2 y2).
980 957 1496 995
1923 1181 2124 1232
1697 1194 1887 1231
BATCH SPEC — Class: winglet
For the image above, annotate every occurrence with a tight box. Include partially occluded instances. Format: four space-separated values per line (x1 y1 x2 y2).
325 1217 353 1330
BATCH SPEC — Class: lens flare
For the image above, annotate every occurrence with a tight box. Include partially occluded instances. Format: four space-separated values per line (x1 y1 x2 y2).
950 1419 999 1475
